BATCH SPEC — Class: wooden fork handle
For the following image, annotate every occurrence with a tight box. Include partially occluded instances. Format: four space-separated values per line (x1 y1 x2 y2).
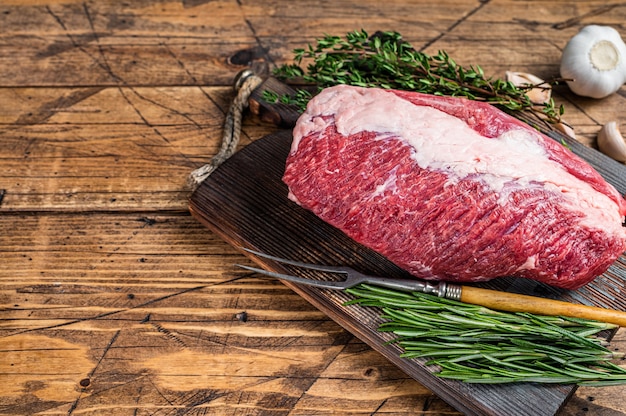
460 285 626 327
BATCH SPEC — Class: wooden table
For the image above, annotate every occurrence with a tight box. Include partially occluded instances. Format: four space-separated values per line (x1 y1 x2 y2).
2 1 625 414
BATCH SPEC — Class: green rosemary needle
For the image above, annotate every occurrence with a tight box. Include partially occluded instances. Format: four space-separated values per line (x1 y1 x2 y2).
268 29 564 125
345 284 626 386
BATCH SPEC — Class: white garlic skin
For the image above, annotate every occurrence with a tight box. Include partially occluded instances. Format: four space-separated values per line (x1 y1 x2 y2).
505 71 552 104
597 121 626 162
560 25 626 99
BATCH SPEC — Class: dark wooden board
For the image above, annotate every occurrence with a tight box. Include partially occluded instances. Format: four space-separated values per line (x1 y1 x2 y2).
189 129 626 416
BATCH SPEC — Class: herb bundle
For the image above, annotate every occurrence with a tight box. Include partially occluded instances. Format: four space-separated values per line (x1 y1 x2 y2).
269 29 563 125
346 284 626 386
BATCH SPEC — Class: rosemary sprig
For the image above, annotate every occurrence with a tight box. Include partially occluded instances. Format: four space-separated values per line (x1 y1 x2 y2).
345 284 626 385
268 29 564 125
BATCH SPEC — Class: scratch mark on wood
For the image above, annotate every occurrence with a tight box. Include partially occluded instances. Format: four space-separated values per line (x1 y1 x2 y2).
370 398 387 415
243 18 274 66
67 330 120 415
115 86 204 172
153 37 258 157
0 189 5 206
552 4 617 30
36 33 99 58
160 38 199 85
14 87 104 126
147 376 175 407
45 6 121 84
128 87 203 131
289 341 353 410
1 285 208 338
157 42 250 160
147 321 189 348
157 38 257 157
132 386 143 416
178 390 223 414
45 4 68 30
90 330 121 378
158 39 227 119
66 399 79 415
117 87 172 146
82 2 123 84
419 0 491 52
422 394 436 412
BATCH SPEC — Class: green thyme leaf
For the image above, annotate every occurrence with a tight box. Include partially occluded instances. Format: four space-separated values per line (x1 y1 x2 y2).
271 29 563 125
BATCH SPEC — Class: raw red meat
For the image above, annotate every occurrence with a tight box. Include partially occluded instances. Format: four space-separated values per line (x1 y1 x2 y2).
282 85 626 290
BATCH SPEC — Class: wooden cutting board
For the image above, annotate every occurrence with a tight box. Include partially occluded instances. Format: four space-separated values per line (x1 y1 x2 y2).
189 126 626 416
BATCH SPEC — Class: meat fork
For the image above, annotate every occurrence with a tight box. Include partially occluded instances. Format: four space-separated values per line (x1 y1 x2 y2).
238 248 626 327
238 248 462 299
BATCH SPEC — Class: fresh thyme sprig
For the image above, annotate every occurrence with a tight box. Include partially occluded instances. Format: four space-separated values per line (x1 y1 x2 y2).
268 29 564 124
345 284 626 386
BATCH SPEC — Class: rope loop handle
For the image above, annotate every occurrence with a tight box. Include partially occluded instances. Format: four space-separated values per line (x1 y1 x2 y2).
189 69 263 190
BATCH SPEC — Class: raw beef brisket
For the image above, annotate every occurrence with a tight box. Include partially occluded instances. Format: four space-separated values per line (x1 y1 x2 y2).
282 85 626 290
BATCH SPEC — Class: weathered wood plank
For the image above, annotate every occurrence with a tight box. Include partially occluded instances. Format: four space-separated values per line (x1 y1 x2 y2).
0 0 477 87
0 86 275 211
0 213 459 415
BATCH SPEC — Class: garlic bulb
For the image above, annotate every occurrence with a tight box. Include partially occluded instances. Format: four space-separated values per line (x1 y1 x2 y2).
560 25 626 99
597 121 626 162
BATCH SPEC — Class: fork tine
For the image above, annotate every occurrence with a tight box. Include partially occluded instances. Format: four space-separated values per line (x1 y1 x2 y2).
242 248 349 274
236 264 349 289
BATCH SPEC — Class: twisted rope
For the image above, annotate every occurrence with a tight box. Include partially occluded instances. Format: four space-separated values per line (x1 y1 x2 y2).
189 70 263 189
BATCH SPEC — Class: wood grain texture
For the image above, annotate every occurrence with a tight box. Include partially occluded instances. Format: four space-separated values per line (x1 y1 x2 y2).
0 86 275 211
2 0 626 415
3 214 458 415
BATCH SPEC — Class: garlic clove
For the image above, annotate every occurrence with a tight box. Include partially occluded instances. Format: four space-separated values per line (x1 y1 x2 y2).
554 121 576 140
505 71 552 104
597 121 626 162
560 25 626 99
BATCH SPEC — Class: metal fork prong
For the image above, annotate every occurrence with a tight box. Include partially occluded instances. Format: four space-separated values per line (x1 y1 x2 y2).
236 264 350 289
242 248 350 275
